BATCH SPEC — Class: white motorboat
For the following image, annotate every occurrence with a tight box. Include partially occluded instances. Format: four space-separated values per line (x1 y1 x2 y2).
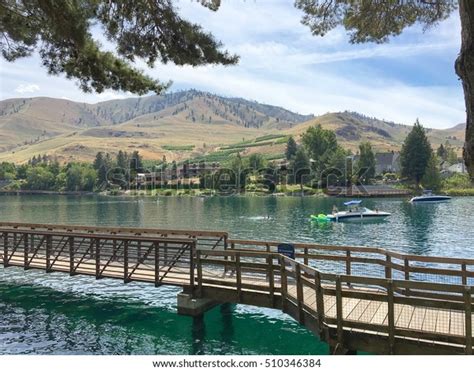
327 200 391 222
410 190 451 203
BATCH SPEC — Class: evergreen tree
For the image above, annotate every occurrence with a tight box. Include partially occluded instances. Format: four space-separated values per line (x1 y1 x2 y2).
357 142 376 184
93 152 111 189
436 144 447 160
130 151 143 173
0 0 237 95
294 0 473 178
291 147 310 190
285 136 298 160
301 124 338 175
400 120 432 186
422 154 442 191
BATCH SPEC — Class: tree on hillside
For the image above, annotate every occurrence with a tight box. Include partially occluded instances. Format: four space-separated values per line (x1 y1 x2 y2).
246 153 265 171
0 0 237 94
285 136 298 160
436 144 447 160
291 147 311 191
400 120 432 186
66 163 97 192
356 142 376 184
301 124 338 175
422 153 442 191
93 152 112 190
23 166 55 190
295 0 474 178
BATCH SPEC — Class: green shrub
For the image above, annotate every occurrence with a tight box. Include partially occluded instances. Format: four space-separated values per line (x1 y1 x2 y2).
162 145 195 151
442 173 472 189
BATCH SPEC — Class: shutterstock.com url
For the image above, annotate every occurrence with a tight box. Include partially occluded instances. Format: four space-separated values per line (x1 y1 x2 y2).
152 358 322 369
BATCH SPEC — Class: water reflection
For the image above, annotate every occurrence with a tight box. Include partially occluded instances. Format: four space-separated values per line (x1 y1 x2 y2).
400 201 437 255
191 315 206 355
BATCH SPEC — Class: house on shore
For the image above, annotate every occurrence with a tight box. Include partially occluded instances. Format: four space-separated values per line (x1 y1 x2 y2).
352 151 400 175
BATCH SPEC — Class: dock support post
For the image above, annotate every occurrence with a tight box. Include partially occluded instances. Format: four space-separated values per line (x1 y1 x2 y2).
69 236 75 276
464 287 472 355
329 344 356 355
46 235 52 272
177 292 218 317
3 232 8 267
23 233 29 270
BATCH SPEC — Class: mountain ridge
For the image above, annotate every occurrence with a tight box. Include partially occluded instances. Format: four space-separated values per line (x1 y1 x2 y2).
0 90 466 164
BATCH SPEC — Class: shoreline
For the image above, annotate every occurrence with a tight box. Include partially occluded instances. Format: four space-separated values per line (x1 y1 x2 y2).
1 188 473 198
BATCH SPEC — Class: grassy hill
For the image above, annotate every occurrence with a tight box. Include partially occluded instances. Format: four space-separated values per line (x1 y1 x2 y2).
0 90 465 164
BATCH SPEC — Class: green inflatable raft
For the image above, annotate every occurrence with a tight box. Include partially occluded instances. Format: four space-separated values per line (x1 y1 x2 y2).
310 213 329 222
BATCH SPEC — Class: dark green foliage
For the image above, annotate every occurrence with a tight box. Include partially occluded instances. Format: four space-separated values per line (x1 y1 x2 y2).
436 144 447 160
161 145 195 151
221 141 275 150
0 0 237 94
285 136 298 160
295 0 455 43
301 124 339 174
23 165 55 190
357 142 376 184
246 153 266 170
421 154 441 191
255 134 287 142
291 147 310 186
400 120 433 185
65 163 97 192
93 152 113 190
295 0 473 178
437 142 458 164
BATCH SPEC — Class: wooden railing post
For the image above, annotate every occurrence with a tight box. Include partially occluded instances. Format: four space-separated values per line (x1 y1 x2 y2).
154 242 160 287
346 251 351 276
404 258 410 296
315 271 325 337
296 263 304 324
464 287 472 355
236 252 242 302
280 256 288 311
462 263 467 285
387 280 395 354
69 236 74 276
336 276 343 345
189 241 195 289
112 239 117 260
196 249 203 298
46 234 52 272
123 240 129 283
268 255 275 306
385 254 392 279
95 238 101 279
304 247 309 266
3 232 8 267
23 233 29 270
223 235 228 273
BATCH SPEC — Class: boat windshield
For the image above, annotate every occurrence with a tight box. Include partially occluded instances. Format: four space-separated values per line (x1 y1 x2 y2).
423 190 433 195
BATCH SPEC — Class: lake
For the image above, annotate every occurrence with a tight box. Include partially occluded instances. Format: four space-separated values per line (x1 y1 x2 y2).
0 195 473 354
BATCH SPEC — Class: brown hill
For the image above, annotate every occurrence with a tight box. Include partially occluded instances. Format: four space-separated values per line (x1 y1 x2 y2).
0 91 465 164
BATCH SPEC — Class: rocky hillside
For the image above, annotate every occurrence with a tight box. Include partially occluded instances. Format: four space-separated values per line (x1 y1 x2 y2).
0 90 465 164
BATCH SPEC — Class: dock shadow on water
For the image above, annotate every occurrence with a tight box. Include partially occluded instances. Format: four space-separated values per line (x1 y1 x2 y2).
0 267 327 355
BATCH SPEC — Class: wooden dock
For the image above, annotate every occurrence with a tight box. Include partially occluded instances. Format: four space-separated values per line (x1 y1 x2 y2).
0 222 472 355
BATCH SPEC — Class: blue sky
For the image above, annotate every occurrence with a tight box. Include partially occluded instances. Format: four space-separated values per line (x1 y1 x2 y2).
0 0 465 129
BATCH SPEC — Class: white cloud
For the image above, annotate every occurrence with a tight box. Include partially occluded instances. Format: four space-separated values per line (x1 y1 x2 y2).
0 2 466 129
14 83 40 94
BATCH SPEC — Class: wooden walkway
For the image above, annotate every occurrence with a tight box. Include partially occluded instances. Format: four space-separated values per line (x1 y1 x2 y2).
0 222 472 355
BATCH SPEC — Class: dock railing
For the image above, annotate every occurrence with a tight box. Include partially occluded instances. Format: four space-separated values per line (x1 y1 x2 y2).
0 227 197 286
194 246 474 354
228 239 474 288
0 222 227 251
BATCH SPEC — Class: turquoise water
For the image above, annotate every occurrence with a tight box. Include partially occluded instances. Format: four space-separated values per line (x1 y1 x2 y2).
0 195 473 354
